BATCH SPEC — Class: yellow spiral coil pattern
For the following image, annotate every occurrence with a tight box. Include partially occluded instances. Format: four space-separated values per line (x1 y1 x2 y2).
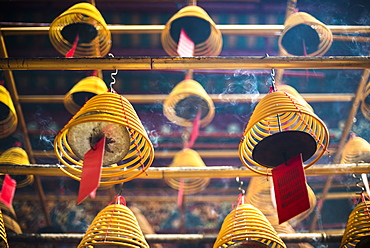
54 92 154 185
0 147 34 188
277 84 313 112
214 203 286 248
0 85 17 139
340 136 370 164
278 12 332 57
341 201 370 248
64 76 108 115
49 3 111 57
161 5 222 56
165 148 210 195
361 82 370 121
163 78 215 127
0 210 8 248
78 201 149 248
238 91 329 176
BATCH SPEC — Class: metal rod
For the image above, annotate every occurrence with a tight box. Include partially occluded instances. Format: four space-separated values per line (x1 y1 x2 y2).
0 164 369 178
7 232 343 244
0 56 369 70
1 24 369 36
309 68 370 232
0 31 51 226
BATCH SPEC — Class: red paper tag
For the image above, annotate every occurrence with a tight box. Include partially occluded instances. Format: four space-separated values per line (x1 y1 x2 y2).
184 110 201 149
66 34 79 58
77 137 105 204
177 29 194 57
272 154 310 224
0 175 16 208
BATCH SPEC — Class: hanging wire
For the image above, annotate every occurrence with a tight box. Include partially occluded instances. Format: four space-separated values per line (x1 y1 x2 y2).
353 174 365 194
265 53 277 91
235 176 246 195
108 53 118 92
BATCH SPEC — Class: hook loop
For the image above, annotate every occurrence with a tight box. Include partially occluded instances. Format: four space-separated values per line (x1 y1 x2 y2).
236 176 246 195
108 53 118 92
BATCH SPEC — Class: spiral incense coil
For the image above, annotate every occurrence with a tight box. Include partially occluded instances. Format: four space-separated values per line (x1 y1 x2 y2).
340 201 370 248
165 148 210 195
246 176 316 227
0 147 34 188
238 91 329 176
0 202 22 235
277 84 313 112
163 78 215 127
0 210 8 248
361 82 370 121
214 203 286 248
340 136 370 164
64 76 108 115
0 85 17 139
161 5 222 56
49 3 111 57
78 197 149 248
54 92 154 185
278 12 332 57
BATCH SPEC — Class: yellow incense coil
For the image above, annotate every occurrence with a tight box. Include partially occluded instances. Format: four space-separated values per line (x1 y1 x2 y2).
238 91 329 176
49 2 111 57
361 82 370 121
0 85 17 139
340 136 370 164
78 200 149 248
163 78 215 127
64 76 108 115
0 147 34 188
0 210 8 248
277 84 313 112
278 12 332 57
341 201 370 248
161 5 222 56
165 148 210 195
214 203 286 248
54 92 154 185
0 202 22 235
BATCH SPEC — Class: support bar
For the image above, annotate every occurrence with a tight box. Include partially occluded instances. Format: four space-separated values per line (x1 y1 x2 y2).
0 56 369 70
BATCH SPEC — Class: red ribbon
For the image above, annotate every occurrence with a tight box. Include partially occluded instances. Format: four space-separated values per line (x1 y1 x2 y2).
0 175 16 208
66 34 79 58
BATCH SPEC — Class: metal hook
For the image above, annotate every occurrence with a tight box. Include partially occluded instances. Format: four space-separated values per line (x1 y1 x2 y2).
236 176 246 195
265 53 276 91
108 53 118 92
353 174 365 194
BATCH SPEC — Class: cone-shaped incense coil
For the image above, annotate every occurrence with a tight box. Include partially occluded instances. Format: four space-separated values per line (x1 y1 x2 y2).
277 84 313 112
246 176 316 227
0 210 8 248
0 85 17 139
361 82 370 121
238 91 329 176
340 201 370 248
64 76 108 115
161 5 222 56
54 92 154 185
214 203 286 248
0 147 34 188
340 136 370 164
0 202 22 235
49 3 111 57
78 197 149 248
163 78 215 127
165 148 210 195
278 12 332 57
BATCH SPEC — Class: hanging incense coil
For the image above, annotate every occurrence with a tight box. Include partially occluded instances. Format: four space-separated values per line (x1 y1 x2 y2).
277 84 313 112
0 85 17 139
78 196 149 248
361 82 370 121
238 91 329 176
0 210 8 248
0 202 22 235
54 92 154 185
246 176 316 227
278 12 332 57
64 76 108 115
0 147 34 188
340 136 370 164
214 203 286 248
165 148 210 195
340 201 370 248
49 2 111 57
161 5 222 56
163 78 215 127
